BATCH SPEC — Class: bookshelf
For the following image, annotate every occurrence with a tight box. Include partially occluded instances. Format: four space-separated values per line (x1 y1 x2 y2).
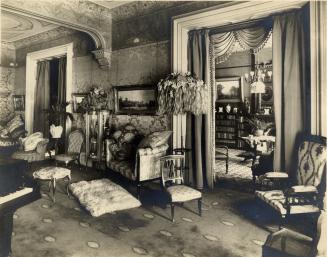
215 112 247 149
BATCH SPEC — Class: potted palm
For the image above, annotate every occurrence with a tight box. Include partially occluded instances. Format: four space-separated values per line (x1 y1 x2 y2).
244 116 274 136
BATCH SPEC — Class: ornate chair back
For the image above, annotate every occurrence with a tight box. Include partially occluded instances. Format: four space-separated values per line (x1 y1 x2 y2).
160 155 185 187
294 134 327 188
67 130 84 155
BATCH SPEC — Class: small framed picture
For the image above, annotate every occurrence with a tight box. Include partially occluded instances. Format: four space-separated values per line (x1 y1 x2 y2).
72 93 87 113
12 95 25 111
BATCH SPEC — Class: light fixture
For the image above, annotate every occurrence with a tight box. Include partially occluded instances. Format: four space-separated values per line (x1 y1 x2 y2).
244 63 273 85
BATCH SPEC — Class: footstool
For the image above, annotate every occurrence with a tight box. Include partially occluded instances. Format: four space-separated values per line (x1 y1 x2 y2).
33 166 71 203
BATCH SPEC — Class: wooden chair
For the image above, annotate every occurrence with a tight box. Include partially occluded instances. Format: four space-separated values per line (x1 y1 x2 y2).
160 154 202 222
255 134 327 227
54 130 84 167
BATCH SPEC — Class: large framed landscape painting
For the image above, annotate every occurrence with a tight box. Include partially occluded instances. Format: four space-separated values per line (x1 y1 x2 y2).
114 85 157 114
216 77 243 102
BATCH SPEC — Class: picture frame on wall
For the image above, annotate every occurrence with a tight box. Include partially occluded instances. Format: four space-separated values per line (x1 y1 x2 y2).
72 93 87 113
113 85 157 114
216 76 243 103
12 95 25 111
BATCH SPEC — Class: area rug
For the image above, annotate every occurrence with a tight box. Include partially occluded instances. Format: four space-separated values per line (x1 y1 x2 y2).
69 179 141 217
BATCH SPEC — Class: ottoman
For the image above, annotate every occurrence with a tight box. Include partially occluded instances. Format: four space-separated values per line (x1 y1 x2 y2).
33 166 71 203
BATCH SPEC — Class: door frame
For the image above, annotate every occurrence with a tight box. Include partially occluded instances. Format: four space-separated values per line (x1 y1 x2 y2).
171 1 307 188
25 42 74 139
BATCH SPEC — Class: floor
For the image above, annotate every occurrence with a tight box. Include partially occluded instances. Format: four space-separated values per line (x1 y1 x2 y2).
9 162 310 257
215 148 254 192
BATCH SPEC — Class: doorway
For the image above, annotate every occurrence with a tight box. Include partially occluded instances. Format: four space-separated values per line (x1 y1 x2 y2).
25 43 73 149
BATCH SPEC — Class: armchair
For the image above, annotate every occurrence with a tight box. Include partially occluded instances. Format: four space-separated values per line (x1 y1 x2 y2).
255 134 327 226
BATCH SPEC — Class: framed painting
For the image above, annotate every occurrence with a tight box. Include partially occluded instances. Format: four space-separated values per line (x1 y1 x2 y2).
114 85 157 114
72 93 87 113
216 77 243 103
12 95 25 111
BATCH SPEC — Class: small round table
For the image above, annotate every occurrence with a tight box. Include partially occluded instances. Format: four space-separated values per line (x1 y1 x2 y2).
33 166 71 203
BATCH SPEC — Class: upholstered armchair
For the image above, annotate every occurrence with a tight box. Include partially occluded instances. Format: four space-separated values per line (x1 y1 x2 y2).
255 134 327 226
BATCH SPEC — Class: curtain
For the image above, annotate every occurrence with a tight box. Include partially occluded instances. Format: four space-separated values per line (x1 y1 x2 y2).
57 57 66 105
211 25 272 64
186 30 211 189
57 57 67 127
34 61 50 137
272 11 310 174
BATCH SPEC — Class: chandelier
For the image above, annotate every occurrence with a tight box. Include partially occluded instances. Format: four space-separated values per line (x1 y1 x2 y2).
244 63 273 94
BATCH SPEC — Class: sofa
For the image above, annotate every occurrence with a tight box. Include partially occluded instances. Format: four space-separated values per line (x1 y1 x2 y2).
0 114 26 157
105 124 170 199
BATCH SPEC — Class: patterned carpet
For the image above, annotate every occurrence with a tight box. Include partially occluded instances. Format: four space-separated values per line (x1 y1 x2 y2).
215 149 255 191
9 162 283 257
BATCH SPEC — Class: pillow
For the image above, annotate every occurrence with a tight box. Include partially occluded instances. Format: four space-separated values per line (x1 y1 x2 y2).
10 126 26 139
0 128 9 139
109 142 134 161
23 132 44 151
6 114 24 134
138 131 172 149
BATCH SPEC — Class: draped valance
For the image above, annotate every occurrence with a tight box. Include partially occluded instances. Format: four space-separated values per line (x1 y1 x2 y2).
211 25 272 64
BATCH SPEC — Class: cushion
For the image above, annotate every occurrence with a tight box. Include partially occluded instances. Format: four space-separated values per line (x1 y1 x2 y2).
22 132 43 151
109 124 138 161
0 137 18 147
6 114 24 131
12 150 43 162
69 179 141 217
33 166 71 180
10 126 26 139
55 154 78 163
0 128 9 138
167 185 202 202
291 185 318 194
255 190 320 215
138 131 172 149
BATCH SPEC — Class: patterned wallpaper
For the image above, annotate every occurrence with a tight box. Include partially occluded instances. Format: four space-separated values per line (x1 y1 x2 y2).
109 41 170 86
0 67 15 124
112 1 224 50
110 114 171 136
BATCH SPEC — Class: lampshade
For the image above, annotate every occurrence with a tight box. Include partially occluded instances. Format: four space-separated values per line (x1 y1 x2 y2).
250 81 266 94
157 72 208 115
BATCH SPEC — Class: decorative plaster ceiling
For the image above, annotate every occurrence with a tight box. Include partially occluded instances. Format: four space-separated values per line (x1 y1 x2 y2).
88 0 132 10
1 10 59 43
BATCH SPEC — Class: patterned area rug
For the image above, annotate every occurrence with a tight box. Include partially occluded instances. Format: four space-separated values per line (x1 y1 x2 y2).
215 148 254 191
10 164 279 257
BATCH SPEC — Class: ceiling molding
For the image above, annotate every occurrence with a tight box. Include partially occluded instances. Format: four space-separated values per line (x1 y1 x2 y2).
1 2 110 50
1 10 59 43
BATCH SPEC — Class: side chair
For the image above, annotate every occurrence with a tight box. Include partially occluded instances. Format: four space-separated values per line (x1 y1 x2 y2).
54 129 84 168
160 154 202 222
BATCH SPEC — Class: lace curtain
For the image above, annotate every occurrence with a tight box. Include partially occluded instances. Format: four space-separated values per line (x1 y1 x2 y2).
211 25 272 63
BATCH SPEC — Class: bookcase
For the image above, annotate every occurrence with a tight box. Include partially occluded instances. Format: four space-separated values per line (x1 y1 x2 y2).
215 112 247 149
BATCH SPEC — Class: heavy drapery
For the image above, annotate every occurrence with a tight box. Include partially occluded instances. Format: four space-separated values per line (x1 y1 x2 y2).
211 25 272 64
272 10 310 173
34 61 50 137
57 57 67 127
186 30 212 189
